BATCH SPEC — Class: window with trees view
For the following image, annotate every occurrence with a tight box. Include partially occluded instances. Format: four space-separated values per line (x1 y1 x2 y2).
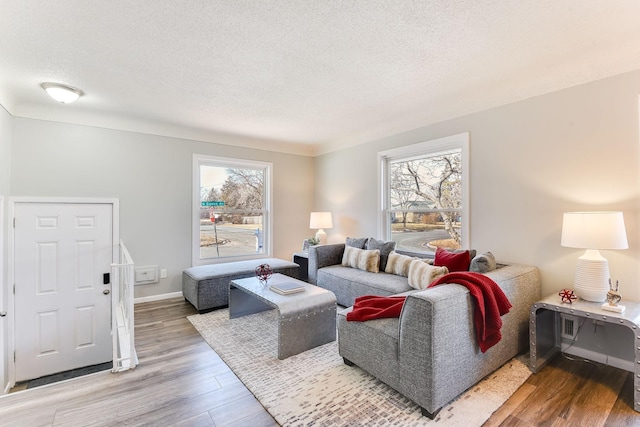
379 133 469 254
193 155 272 265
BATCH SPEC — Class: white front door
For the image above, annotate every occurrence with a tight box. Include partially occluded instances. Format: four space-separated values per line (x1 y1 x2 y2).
14 202 113 382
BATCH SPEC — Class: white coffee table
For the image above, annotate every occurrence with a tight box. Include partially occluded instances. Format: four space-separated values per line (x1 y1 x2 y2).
229 273 337 359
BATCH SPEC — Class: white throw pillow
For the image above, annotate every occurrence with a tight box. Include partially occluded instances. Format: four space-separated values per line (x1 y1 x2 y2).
407 259 449 290
385 251 418 277
342 246 380 273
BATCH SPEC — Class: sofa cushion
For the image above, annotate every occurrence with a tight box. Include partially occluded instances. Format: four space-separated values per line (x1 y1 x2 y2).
317 265 413 307
470 251 497 273
346 236 369 249
337 307 400 388
407 260 449 290
385 251 417 277
366 238 396 272
342 246 380 273
434 247 471 272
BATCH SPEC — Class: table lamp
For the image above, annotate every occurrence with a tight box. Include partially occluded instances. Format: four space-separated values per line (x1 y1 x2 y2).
310 212 333 245
561 211 628 303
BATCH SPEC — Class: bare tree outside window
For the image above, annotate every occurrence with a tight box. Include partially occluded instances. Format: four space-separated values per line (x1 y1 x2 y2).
196 159 270 263
387 148 463 253
220 169 263 210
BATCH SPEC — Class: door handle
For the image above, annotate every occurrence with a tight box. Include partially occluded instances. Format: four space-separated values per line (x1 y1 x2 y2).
103 289 110 295
0 312 6 317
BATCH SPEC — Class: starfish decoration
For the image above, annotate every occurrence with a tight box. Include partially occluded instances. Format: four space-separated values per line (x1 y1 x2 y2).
558 288 576 304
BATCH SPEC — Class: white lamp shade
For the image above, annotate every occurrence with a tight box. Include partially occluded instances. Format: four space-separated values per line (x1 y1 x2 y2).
41 82 83 103
561 211 628 249
309 212 333 229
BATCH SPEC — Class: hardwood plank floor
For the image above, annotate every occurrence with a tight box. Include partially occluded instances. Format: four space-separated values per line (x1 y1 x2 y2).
485 352 639 426
0 297 638 426
0 297 277 427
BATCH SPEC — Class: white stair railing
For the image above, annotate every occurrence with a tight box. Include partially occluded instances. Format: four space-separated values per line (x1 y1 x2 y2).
111 240 138 372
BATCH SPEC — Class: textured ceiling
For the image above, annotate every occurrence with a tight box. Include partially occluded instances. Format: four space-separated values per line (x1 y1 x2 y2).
2 1 640 156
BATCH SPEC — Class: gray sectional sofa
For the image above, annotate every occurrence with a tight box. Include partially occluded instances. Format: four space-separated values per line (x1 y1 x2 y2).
308 242 541 418
309 243 433 306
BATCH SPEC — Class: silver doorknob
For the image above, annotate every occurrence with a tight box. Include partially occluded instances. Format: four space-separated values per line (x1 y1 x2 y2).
103 289 111 295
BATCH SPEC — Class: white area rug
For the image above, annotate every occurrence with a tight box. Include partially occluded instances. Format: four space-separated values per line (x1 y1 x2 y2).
188 309 530 426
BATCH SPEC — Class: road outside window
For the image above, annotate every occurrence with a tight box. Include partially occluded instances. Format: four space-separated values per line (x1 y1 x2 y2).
193 155 272 265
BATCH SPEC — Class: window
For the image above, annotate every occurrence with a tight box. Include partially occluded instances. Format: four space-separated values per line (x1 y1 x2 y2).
193 154 272 265
379 133 469 254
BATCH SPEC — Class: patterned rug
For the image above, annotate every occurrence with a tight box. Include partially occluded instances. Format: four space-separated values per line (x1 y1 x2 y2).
188 309 530 426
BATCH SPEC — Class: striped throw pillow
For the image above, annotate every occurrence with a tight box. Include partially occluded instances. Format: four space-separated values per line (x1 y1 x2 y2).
385 251 418 277
407 259 449 290
342 246 380 273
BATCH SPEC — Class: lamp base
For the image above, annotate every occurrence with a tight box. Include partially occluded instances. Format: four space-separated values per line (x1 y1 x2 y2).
315 229 327 245
574 249 609 302
602 303 625 313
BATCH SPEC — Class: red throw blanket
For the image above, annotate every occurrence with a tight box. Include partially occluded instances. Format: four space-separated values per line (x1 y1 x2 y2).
429 272 512 353
346 272 512 353
346 295 407 322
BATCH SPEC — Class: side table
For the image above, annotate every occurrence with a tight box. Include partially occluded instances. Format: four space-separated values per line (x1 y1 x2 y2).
529 294 640 412
292 251 309 282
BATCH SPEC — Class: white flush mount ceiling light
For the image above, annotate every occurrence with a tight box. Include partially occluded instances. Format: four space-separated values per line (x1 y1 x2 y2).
41 82 83 103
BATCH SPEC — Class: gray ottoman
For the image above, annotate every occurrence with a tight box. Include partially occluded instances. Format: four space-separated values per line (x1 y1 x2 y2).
182 258 299 313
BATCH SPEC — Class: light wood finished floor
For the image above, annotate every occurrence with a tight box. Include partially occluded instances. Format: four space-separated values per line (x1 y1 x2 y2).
0 297 638 426
0 298 277 426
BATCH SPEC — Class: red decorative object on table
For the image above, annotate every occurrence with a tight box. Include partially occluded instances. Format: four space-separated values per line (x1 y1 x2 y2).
255 263 273 284
559 288 576 304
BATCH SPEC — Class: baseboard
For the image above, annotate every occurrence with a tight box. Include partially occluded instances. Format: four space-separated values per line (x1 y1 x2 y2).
134 291 183 305
561 344 634 372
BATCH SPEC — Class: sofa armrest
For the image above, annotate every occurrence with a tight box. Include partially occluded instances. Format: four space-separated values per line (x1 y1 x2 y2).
308 243 345 284
483 264 541 351
397 285 475 414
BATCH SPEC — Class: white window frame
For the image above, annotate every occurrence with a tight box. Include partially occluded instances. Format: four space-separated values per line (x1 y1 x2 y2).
192 154 273 266
378 132 470 251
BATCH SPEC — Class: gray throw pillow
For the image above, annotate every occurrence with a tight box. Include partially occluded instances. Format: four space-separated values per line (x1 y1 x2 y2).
366 238 397 272
346 237 368 249
469 251 497 273
453 248 477 259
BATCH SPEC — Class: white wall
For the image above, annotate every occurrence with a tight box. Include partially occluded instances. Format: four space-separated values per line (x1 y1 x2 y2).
0 104 12 392
6 69 640 305
316 69 640 301
10 118 315 299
